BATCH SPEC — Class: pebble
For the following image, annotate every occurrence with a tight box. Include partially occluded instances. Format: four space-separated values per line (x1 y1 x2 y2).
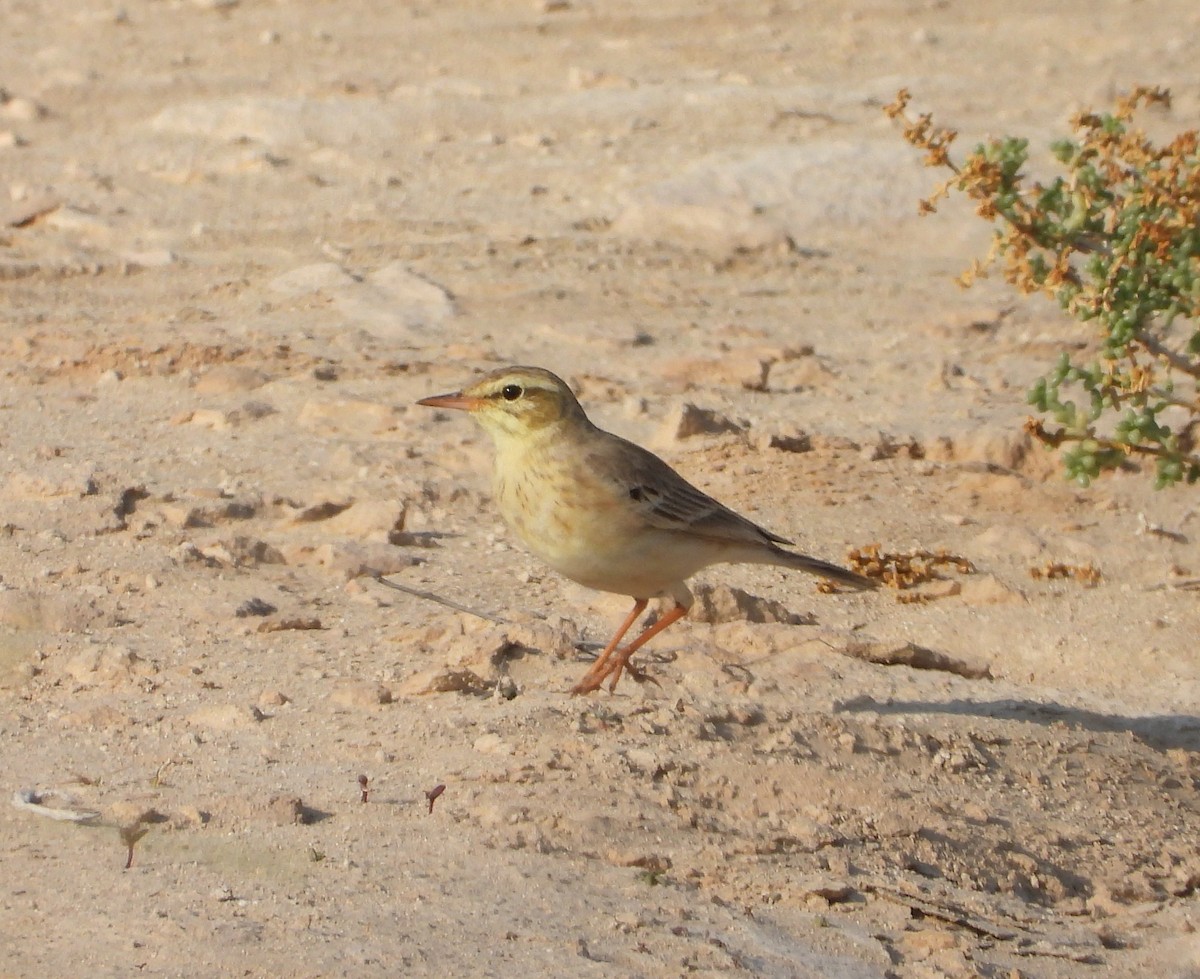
959 574 1025 605
235 597 277 618
257 689 290 707
267 795 305 826
318 500 408 542
397 667 489 696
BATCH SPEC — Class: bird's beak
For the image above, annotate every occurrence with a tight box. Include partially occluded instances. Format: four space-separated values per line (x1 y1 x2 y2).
417 391 483 412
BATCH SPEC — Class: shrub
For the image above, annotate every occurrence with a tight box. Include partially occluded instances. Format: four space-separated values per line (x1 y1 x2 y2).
887 87 1199 487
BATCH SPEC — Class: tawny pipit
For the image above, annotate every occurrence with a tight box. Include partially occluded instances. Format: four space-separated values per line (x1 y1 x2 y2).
418 366 875 694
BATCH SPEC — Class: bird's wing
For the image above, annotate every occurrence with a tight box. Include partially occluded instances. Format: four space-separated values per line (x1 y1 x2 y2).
587 433 792 548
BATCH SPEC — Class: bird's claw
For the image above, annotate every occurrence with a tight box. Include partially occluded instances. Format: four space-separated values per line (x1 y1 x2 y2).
570 654 659 695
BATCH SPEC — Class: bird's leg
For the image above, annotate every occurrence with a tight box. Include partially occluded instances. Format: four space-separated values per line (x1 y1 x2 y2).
571 599 647 695
603 602 688 693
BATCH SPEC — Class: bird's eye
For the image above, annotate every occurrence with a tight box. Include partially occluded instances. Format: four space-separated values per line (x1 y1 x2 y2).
501 384 522 401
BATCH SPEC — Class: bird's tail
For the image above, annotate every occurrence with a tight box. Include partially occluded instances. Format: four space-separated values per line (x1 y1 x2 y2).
772 548 878 590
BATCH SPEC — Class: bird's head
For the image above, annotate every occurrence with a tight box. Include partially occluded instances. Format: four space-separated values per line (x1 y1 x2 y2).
417 366 588 444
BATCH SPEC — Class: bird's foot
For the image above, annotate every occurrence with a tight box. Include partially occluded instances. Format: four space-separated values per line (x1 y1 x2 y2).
570 672 605 696
571 651 659 695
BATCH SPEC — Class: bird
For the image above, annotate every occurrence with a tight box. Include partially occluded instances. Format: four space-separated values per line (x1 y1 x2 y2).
417 366 876 694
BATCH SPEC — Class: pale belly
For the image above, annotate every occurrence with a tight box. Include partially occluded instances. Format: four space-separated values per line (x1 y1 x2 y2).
493 458 727 599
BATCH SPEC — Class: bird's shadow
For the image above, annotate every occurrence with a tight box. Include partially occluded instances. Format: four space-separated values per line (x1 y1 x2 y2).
836 695 1200 752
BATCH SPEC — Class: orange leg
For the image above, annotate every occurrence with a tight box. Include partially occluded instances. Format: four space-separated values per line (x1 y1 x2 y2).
571 599 647 695
572 601 690 695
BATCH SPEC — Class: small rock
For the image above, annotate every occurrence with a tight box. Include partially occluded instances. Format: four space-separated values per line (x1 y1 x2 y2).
169 806 207 829
397 667 490 696
320 500 407 542
199 537 285 567
909 579 962 601
658 403 745 441
187 410 231 431
756 431 812 454
257 689 290 708
235 597 277 618
267 795 305 826
959 573 1025 606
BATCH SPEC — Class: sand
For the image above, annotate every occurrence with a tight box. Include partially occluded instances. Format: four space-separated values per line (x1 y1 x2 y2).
2 1 1198 976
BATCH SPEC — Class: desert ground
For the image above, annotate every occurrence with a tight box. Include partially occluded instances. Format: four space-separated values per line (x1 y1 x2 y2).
1 0 1198 976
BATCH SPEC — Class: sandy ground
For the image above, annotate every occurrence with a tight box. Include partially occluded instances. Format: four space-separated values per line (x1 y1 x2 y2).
2 1 1199 976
